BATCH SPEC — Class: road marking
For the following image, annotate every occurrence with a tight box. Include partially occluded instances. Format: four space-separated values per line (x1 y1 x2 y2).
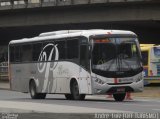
123 103 159 107
152 109 160 111
0 100 131 113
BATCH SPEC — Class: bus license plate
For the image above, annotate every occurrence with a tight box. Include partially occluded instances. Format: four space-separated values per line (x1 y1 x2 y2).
117 88 125 92
119 78 133 83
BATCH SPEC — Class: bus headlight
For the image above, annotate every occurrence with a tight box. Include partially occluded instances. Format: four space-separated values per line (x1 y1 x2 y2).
135 75 142 82
95 78 105 85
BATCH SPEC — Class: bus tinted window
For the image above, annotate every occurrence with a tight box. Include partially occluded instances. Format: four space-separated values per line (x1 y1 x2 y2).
10 46 15 62
55 40 66 60
21 44 32 62
67 39 79 59
141 51 148 66
15 45 21 62
32 43 42 61
80 45 89 70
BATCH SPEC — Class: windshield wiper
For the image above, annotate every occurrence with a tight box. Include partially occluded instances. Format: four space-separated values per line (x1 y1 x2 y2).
117 54 134 72
105 58 117 71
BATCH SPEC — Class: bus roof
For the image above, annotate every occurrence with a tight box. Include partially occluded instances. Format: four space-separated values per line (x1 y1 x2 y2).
140 44 160 51
9 29 136 45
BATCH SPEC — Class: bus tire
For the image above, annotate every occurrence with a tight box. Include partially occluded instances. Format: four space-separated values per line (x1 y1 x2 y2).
65 94 73 100
71 80 85 100
113 93 126 101
29 80 46 99
38 93 46 99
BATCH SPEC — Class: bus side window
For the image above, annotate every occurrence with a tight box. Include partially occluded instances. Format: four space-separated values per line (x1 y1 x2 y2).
15 45 21 62
21 44 32 62
80 45 89 70
67 39 79 59
55 40 66 60
32 43 42 61
141 51 148 66
10 46 15 62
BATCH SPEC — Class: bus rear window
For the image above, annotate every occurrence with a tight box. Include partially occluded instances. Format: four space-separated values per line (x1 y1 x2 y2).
141 51 148 66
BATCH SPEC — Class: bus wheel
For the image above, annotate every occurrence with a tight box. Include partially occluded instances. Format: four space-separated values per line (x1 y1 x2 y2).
113 93 126 101
29 80 46 99
71 80 85 100
65 94 73 100
38 93 46 99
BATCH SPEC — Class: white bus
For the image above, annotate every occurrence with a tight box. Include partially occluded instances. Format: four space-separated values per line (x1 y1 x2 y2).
8 30 144 101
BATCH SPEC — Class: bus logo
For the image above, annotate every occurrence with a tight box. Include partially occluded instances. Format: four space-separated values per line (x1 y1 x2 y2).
37 43 59 92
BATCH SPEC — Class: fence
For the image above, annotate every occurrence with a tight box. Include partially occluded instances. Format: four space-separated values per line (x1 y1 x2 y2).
0 0 156 9
0 62 8 81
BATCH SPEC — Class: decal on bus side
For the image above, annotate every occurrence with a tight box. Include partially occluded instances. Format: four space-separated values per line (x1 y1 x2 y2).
37 43 59 92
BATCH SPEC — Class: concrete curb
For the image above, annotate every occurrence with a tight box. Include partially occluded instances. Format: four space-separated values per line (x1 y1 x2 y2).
0 88 10 90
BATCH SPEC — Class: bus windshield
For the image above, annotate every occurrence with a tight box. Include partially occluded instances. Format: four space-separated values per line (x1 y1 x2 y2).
91 37 143 78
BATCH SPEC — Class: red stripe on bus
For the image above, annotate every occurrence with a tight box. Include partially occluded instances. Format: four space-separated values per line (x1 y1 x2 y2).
114 78 118 83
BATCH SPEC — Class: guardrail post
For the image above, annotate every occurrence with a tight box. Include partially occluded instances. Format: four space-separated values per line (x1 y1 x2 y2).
10 0 14 8
40 0 43 7
71 0 74 5
24 0 28 8
88 0 91 4
55 0 58 5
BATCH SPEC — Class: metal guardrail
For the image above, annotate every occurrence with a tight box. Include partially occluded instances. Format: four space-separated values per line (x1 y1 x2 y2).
0 62 8 81
0 0 155 9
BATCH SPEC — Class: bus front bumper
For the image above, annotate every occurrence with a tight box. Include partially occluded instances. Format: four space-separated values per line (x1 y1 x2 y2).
93 79 144 94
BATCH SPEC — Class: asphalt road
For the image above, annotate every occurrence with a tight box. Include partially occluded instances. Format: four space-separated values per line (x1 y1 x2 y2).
0 90 160 113
0 90 160 119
